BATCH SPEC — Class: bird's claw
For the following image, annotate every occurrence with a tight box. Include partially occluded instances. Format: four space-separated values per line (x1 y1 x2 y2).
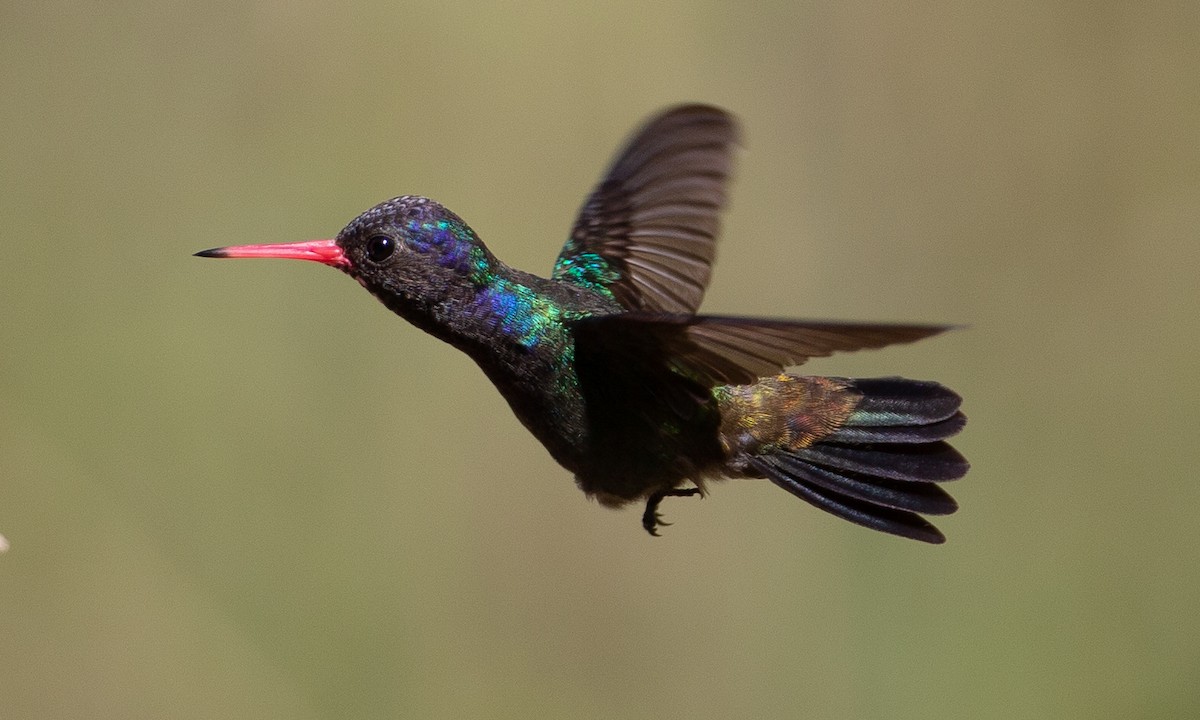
642 487 702 536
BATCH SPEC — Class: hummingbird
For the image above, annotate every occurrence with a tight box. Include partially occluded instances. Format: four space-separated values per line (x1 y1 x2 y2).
197 105 968 543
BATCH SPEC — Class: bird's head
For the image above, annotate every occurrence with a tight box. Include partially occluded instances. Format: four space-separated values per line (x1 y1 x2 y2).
196 196 495 308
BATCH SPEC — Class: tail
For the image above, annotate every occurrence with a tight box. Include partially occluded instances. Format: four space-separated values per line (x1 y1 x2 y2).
730 376 968 543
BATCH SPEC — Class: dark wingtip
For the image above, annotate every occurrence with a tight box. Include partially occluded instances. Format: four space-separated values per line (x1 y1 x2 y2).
194 247 228 258
907 323 967 341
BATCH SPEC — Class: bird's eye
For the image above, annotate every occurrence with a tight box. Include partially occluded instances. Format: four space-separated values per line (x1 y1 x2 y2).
365 235 395 263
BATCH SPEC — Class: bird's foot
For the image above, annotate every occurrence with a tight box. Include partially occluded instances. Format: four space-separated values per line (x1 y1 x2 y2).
642 487 702 536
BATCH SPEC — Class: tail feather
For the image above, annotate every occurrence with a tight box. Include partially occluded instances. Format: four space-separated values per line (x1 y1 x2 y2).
763 452 958 515
829 412 965 444
741 376 968 543
791 439 968 483
749 456 948 544
840 377 963 426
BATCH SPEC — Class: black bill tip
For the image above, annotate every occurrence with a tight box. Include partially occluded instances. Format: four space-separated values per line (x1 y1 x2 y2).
194 247 229 258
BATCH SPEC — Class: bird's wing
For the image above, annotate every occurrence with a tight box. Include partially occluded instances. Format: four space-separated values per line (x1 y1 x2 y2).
552 105 738 313
573 314 954 386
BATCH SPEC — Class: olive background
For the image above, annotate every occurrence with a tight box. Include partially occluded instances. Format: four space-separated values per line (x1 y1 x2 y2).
1 2 1196 718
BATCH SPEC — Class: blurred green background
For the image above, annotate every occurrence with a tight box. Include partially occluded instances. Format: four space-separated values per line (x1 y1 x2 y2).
2 1 1197 718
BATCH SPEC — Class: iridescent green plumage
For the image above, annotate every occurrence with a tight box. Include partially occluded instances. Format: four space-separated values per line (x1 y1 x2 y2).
197 105 969 542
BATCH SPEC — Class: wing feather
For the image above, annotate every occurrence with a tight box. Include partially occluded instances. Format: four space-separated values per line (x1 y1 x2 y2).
553 105 739 312
574 314 954 386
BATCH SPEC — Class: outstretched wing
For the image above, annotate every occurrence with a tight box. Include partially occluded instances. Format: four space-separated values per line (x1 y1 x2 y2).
573 314 955 387
553 105 739 313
